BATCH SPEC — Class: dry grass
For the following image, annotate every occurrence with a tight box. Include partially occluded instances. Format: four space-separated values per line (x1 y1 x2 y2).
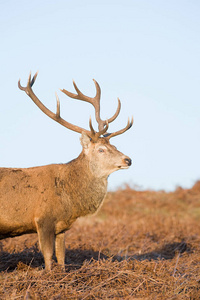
0 181 200 299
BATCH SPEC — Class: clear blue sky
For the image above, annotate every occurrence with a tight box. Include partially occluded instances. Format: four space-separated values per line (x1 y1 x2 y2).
0 0 199 191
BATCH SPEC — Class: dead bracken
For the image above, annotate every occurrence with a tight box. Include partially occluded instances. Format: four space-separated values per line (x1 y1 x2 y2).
0 182 200 299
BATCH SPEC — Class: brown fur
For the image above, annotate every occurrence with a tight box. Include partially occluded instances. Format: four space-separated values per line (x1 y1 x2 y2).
0 134 131 270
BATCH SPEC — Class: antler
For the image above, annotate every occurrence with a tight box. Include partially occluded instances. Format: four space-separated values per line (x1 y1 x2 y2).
61 80 133 138
18 72 108 141
18 72 133 141
61 79 121 132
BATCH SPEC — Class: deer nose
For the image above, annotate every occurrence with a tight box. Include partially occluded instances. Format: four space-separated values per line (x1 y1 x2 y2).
124 158 132 166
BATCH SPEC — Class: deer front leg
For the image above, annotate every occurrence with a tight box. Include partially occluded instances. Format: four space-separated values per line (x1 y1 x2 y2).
35 219 55 271
55 232 65 268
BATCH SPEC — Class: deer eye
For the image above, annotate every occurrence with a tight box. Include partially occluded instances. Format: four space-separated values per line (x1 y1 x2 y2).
98 148 105 153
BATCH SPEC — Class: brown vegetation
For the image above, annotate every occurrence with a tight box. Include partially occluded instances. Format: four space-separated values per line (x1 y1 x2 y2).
0 181 200 299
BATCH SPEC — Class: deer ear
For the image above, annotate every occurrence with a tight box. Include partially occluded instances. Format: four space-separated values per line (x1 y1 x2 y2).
80 132 91 149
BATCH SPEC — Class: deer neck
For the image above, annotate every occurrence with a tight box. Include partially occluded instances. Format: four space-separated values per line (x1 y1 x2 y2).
62 152 108 215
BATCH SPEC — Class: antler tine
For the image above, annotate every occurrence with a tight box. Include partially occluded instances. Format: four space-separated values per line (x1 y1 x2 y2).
107 98 121 123
98 97 121 135
105 116 134 139
55 92 60 118
89 117 96 138
92 80 122 132
30 71 38 87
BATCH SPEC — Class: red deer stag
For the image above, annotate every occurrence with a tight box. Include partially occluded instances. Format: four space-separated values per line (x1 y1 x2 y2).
0 72 133 270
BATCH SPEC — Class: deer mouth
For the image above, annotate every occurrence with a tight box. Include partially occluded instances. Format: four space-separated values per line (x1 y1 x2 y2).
118 165 130 169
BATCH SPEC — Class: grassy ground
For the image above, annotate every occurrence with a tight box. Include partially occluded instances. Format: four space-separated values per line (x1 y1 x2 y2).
0 181 200 299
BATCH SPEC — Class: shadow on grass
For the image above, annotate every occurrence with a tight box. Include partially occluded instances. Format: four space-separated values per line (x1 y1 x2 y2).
131 241 191 261
0 241 191 272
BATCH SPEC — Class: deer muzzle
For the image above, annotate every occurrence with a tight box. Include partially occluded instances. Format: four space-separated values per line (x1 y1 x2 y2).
124 157 132 166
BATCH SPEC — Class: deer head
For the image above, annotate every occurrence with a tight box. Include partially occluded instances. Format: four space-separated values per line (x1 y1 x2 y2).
18 72 133 176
